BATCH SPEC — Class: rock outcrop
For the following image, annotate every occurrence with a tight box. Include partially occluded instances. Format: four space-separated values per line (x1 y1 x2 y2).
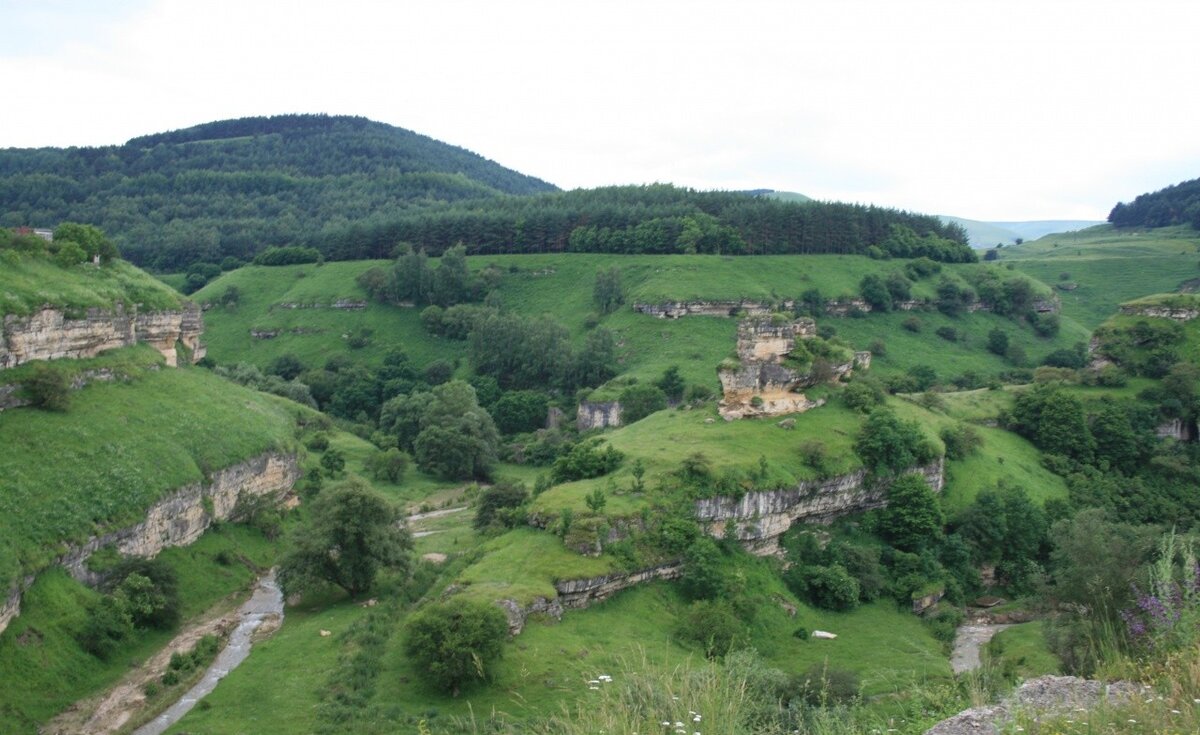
925 676 1140 735
0 303 204 370
718 316 860 420
1119 304 1200 321
695 459 944 554
1156 417 1194 442
497 562 682 635
634 300 788 319
577 400 623 430
0 452 299 636
0 366 134 412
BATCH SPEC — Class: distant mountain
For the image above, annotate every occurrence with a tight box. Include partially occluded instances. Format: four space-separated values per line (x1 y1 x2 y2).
0 114 557 270
751 189 813 204
939 216 1103 248
1109 176 1200 229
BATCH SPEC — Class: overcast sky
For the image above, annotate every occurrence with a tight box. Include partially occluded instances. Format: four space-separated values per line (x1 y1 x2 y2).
3 0 1198 221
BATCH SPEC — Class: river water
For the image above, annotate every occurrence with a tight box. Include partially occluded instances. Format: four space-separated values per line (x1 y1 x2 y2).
133 571 283 735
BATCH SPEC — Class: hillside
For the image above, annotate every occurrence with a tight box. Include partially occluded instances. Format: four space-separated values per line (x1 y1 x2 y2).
938 215 1102 248
997 224 1200 328
1108 175 1200 229
0 114 556 271
0 254 182 316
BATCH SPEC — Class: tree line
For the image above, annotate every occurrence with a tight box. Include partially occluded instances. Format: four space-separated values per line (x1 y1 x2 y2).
1108 176 1200 229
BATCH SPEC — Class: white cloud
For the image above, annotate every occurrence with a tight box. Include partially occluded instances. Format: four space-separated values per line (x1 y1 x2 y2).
2 0 1198 220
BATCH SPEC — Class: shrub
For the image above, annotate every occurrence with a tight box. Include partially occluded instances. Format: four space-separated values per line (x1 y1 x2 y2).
794 663 861 705
676 600 743 658
935 326 958 342
902 316 923 333
798 440 830 476
306 433 331 452
403 601 508 696
618 383 668 423
25 362 71 411
940 423 983 460
473 481 528 531
551 440 623 482
365 447 409 484
986 328 1009 356
77 596 133 659
320 448 346 476
855 408 936 474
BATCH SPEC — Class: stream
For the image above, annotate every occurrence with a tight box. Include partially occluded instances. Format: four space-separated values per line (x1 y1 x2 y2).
133 570 284 735
950 623 1012 673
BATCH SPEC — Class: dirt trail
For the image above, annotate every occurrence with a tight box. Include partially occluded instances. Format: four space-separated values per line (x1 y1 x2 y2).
44 574 281 735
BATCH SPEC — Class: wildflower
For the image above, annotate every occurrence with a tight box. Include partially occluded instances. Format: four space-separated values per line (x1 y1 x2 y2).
693 715 702 722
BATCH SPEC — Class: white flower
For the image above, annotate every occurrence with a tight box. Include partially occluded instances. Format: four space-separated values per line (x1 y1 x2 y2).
693 715 702 722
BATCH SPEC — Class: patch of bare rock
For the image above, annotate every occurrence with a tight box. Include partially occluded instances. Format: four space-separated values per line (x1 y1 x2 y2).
925 675 1141 735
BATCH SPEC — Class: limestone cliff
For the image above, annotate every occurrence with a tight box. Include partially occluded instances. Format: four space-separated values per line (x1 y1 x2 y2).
0 451 299 635
695 459 945 554
497 562 682 635
0 302 205 369
718 316 861 420
577 400 623 430
1119 303 1200 321
634 300 788 319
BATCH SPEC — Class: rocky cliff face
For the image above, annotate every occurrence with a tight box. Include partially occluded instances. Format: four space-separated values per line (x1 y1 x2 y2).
0 303 205 369
718 316 859 420
1156 417 1194 442
1119 304 1200 321
695 459 944 554
0 452 299 635
497 562 682 635
634 300 787 318
577 400 623 430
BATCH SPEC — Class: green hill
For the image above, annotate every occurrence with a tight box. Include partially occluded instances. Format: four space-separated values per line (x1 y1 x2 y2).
0 114 556 271
0 253 182 316
998 224 1200 328
1109 175 1200 229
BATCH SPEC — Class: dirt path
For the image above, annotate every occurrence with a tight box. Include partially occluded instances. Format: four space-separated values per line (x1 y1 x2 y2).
44 573 282 735
406 505 468 523
950 623 1013 673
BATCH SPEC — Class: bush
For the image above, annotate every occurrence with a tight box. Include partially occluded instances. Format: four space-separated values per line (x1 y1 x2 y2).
403 601 508 696
618 383 668 423
791 563 860 611
365 447 409 484
320 448 346 476
551 440 623 482
306 433 330 452
940 423 983 460
987 328 1009 356
108 557 181 630
935 326 958 342
854 409 936 474
25 362 71 411
794 663 861 705
676 600 743 658
842 380 884 413
902 316 923 333
77 596 133 659
473 481 529 531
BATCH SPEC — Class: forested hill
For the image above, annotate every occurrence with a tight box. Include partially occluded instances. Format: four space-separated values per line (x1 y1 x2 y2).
305 184 975 262
1108 175 1200 229
0 114 556 270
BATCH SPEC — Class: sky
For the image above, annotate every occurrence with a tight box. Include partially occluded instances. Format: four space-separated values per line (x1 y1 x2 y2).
3 0 1199 221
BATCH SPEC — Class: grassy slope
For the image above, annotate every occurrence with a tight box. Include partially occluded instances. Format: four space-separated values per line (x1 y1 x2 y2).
169 554 949 734
1000 224 1200 329
194 254 1076 396
0 357 300 593
0 256 182 316
0 524 278 733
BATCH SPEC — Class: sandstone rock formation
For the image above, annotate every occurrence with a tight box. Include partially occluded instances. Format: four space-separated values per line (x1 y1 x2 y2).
695 459 944 554
0 452 300 635
0 303 205 370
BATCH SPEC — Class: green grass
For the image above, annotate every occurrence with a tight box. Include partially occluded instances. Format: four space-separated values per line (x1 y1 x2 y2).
193 254 1063 396
984 621 1060 678
0 343 164 387
532 400 869 518
0 363 299 593
941 427 1067 514
1001 224 1200 329
0 255 182 316
455 528 616 606
0 524 279 733
827 308 1089 380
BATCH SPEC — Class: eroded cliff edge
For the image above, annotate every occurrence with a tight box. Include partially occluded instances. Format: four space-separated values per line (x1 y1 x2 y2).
0 302 205 369
0 451 300 635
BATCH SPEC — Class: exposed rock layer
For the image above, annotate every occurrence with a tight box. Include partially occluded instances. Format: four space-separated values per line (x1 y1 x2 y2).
695 459 945 554
1119 304 1199 321
498 562 682 635
925 675 1139 735
0 303 204 369
577 400 623 430
0 452 299 636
